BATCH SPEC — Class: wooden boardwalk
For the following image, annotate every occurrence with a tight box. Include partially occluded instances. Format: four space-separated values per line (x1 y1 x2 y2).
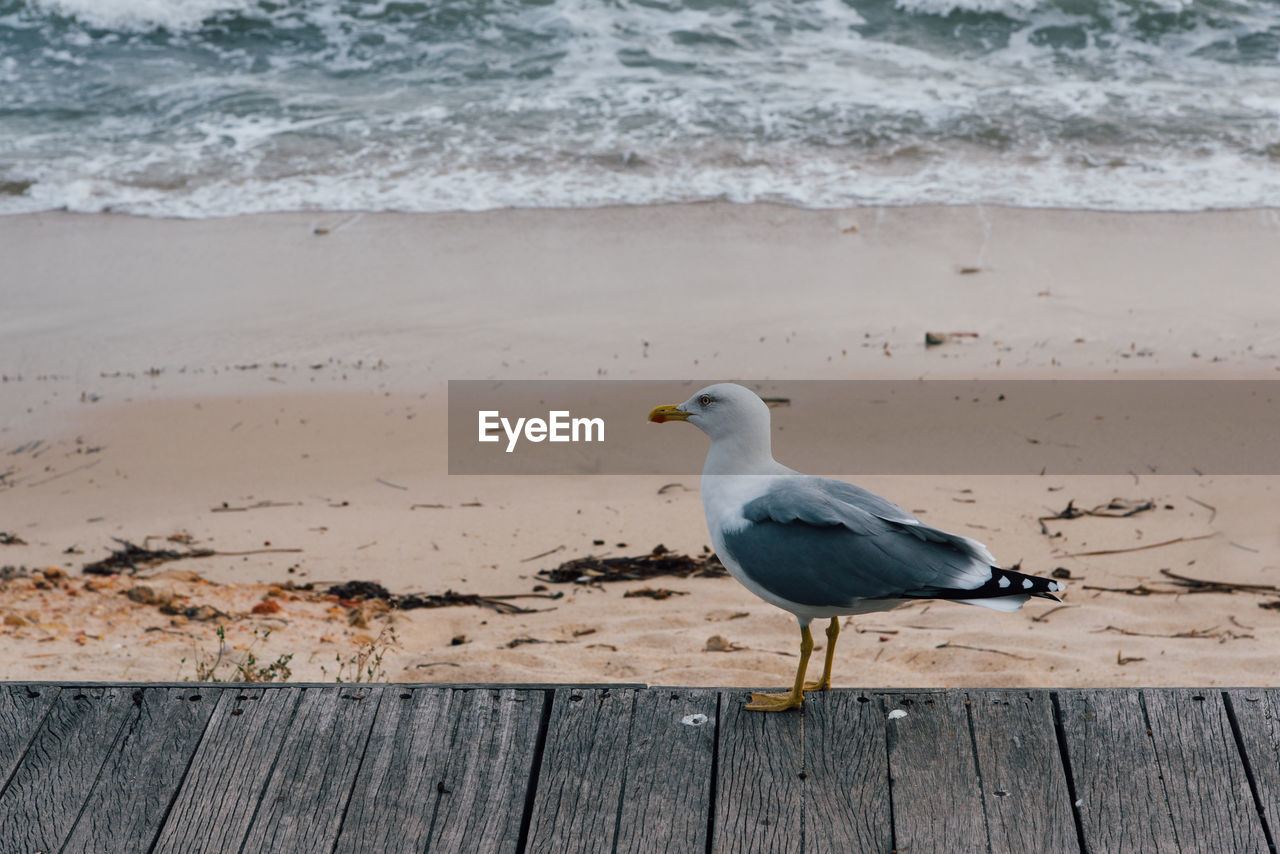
1 684 1277 853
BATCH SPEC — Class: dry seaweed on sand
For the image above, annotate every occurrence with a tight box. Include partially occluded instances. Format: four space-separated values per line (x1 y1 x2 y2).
624 587 688 600
326 580 561 615
537 544 727 584
83 538 216 575
81 537 301 576
1037 497 1157 534
1 565 30 582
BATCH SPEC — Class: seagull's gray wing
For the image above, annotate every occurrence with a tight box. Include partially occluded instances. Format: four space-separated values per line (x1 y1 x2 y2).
718 477 1001 608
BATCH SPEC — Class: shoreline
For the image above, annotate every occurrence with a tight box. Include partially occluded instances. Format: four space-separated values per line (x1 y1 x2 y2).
9 198 1280 222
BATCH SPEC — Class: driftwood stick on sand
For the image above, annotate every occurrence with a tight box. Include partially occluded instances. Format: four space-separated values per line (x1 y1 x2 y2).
1065 532 1215 558
1159 568 1279 594
934 641 1033 660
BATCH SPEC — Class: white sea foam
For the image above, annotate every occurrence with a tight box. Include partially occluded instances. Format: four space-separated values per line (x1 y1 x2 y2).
894 0 1042 17
5 139 1278 218
31 0 253 32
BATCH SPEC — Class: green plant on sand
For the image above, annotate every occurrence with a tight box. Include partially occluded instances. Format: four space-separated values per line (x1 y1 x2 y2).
324 621 400 683
182 625 294 683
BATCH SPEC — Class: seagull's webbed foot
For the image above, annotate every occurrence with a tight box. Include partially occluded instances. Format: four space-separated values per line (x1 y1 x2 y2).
746 689 805 712
802 677 830 693
744 621 816 713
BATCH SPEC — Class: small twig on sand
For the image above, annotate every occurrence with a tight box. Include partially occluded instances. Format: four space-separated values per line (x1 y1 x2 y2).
1031 604 1073 623
1094 624 1252 641
213 548 303 557
934 642 1032 660
1081 584 1168 596
520 545 565 563
375 478 408 490
1184 495 1217 523
212 500 296 513
25 459 102 488
1066 533 1215 557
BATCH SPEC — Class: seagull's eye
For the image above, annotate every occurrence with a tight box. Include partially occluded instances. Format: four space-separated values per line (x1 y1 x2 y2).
699 395 712 407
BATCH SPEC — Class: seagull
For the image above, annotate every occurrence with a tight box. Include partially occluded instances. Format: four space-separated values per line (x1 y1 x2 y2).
648 382 1062 712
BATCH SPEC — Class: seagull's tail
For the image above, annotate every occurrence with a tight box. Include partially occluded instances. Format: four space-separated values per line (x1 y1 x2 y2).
985 564 1064 601
907 563 1063 611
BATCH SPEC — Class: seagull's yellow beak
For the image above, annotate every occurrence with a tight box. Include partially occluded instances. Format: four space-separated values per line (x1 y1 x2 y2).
647 404 689 424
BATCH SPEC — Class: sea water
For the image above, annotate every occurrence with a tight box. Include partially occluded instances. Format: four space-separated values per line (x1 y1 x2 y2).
0 0 1277 216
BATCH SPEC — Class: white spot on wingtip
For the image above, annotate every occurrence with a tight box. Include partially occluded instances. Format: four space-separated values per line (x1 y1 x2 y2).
888 709 908 720
998 576 1011 588
1022 578 1033 589
681 713 708 727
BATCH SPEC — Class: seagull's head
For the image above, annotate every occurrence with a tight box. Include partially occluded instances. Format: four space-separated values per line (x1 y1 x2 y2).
647 382 771 441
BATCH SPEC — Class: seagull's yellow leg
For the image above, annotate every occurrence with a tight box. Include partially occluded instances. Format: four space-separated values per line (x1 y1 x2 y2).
804 617 840 692
746 623 813 712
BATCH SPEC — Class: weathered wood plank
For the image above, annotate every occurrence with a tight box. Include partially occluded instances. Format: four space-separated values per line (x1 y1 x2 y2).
967 690 1078 854
240 685 384 853
1 682 1273 854
1226 689 1280 844
802 690 891 854
1143 689 1268 853
430 688 548 854
526 687 636 853
0 684 57 792
333 686 459 853
1055 689 1178 853
60 686 217 854
711 689 804 853
0 686 133 853
883 691 988 854
615 688 718 854
151 686 302 853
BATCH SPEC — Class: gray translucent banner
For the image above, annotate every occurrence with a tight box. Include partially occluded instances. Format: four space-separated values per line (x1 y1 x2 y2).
448 380 1280 475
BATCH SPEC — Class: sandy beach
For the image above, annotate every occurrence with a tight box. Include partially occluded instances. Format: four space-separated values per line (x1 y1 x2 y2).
2 204 1278 688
